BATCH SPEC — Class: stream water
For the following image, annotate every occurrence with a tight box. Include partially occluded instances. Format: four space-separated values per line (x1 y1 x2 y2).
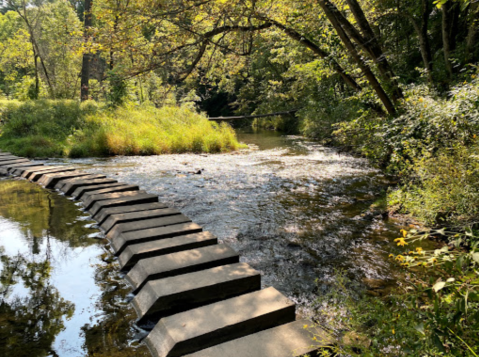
1 130 413 356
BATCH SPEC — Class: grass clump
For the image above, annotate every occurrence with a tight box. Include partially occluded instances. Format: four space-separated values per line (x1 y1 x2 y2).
0 100 242 157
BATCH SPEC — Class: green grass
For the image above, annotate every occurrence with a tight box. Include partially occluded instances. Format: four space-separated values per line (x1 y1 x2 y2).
0 100 243 157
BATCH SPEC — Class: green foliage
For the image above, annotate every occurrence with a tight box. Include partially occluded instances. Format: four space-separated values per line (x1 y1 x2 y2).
0 99 242 157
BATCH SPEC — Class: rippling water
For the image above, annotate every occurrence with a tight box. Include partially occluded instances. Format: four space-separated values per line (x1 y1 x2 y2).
47 130 411 316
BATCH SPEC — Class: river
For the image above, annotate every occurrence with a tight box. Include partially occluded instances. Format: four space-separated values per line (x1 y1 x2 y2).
0 130 410 356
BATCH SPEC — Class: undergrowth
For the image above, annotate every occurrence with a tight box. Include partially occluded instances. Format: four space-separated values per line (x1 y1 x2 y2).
0 100 242 157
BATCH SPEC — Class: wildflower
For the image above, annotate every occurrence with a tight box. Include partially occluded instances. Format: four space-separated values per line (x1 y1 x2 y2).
400 229 408 238
395 237 408 246
409 251 414 254
392 329 395 335
416 247 423 253
303 324 308 329
395 255 405 262
389 254 394 258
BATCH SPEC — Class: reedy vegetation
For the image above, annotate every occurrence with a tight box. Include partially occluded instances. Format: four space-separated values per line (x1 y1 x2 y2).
1 0 479 355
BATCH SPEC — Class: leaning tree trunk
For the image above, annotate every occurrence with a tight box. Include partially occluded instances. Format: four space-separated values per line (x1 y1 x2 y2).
318 0 396 115
80 0 92 101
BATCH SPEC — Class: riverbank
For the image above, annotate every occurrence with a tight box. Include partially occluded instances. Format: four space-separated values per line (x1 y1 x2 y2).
0 100 243 158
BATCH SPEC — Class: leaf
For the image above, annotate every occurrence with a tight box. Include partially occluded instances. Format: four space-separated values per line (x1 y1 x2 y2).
472 252 479 263
433 281 446 292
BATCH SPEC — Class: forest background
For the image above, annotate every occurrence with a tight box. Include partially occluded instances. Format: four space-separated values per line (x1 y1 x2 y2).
1 0 479 355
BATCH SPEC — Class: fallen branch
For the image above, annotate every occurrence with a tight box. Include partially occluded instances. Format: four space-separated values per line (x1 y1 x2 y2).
208 108 300 121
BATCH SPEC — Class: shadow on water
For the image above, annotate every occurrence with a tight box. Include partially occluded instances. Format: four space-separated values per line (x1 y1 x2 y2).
46 130 430 317
0 180 149 357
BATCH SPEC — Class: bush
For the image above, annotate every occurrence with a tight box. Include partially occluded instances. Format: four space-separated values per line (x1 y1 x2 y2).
0 100 242 157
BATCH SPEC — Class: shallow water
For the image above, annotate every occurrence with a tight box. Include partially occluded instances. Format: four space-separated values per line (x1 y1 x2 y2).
46 130 414 315
0 180 150 357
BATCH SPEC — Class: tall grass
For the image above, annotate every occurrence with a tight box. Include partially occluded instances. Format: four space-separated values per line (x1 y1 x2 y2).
0 100 242 157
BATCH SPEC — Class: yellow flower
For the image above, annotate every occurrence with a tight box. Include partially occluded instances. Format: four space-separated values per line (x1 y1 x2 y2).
303 324 308 329
400 229 408 238
395 255 405 262
389 254 394 258
416 247 423 253
409 251 414 254
394 238 408 246
392 329 395 335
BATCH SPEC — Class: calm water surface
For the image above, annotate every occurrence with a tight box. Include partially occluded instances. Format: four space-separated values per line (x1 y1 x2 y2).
1 130 411 356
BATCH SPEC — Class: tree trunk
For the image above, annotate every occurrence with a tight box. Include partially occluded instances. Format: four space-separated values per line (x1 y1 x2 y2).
338 0 403 101
442 2 454 79
318 0 396 115
465 3 479 63
268 19 362 92
80 0 92 101
419 0 433 82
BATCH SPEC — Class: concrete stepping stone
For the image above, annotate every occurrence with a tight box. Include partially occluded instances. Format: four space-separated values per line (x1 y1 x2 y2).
144 287 296 357
132 262 261 326
0 156 21 162
110 222 202 255
118 231 218 271
183 320 334 357
92 202 169 225
72 183 137 199
23 166 75 180
57 177 115 194
125 244 239 293
106 214 191 240
11 165 45 176
0 159 30 166
83 190 146 210
60 178 119 196
89 193 159 216
39 171 93 188
0 152 12 156
102 207 181 234
7 162 43 171
54 174 106 190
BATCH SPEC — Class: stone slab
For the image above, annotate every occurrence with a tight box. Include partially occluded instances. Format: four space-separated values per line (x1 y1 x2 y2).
39 171 93 188
118 231 217 271
125 244 239 293
89 193 159 216
92 202 169 225
102 208 181 234
83 190 147 210
71 182 135 200
23 166 75 180
183 320 334 357
106 214 191 240
0 156 20 162
7 162 43 171
60 178 119 196
0 152 12 156
54 174 106 190
0 159 30 167
132 262 261 326
110 222 203 255
144 287 296 357
11 165 45 176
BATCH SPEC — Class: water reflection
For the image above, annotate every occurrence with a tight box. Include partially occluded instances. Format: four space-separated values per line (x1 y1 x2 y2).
0 180 149 357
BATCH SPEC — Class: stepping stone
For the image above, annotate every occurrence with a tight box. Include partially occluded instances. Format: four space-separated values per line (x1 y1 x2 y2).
184 320 334 357
0 156 21 162
144 287 296 357
102 207 181 234
118 231 218 271
0 152 12 156
23 166 74 180
125 244 239 293
72 183 137 200
54 174 106 190
11 165 45 176
38 171 93 188
83 190 147 210
7 162 43 172
89 193 159 216
110 222 203 255
132 262 261 326
60 178 119 196
0 159 30 167
106 214 191 240
92 202 169 225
